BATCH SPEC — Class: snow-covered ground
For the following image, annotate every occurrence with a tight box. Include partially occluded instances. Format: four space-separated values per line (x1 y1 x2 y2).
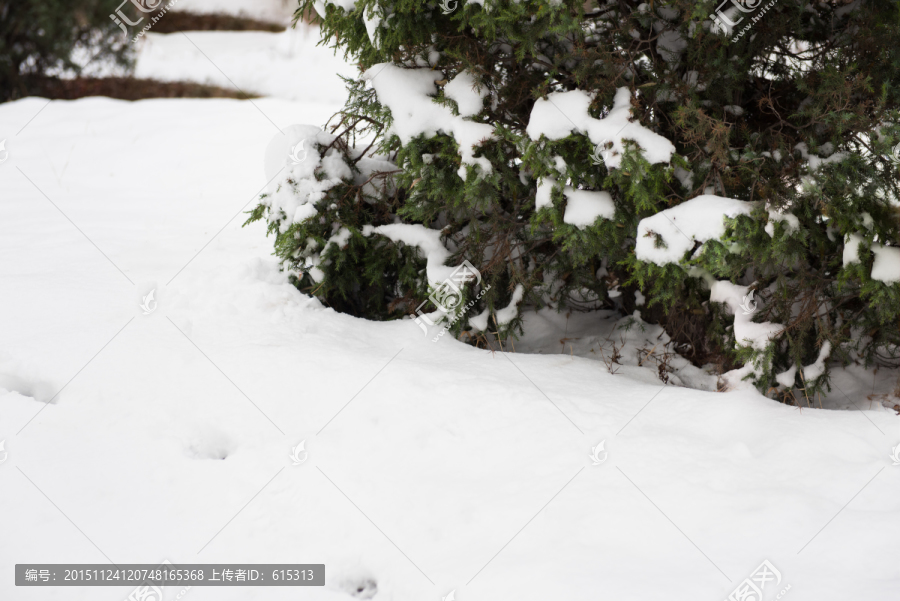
2 18 900 601
135 25 354 103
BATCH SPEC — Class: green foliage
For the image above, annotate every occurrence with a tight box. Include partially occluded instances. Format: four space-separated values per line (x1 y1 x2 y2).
0 0 134 100
251 0 900 401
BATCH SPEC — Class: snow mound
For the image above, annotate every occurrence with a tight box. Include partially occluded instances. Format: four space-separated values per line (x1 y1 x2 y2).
635 195 754 266
563 189 615 228
526 87 675 169
261 125 350 232
443 70 489 117
871 244 900 283
362 63 495 180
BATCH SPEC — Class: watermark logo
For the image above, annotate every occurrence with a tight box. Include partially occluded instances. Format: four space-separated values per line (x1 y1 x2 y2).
589 441 607 465
589 142 604 166
890 142 900 165
442 590 456 601
111 0 181 43
725 560 786 601
709 1 740 36
414 260 490 341
124 560 169 601
709 0 765 37
0 139 8 164
439 0 458 15
126 583 164 601
289 141 308 165
0 440 7 464
890 444 900 466
140 289 157 315
710 0 777 41
123 560 191 601
740 290 757 315
290 441 308 465
110 0 162 34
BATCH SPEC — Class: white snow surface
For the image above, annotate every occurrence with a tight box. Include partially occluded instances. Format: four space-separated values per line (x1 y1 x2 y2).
526 87 675 169
765 210 799 237
443 71 489 118
775 364 798 389
871 244 900 283
494 284 525 326
563 189 615 228
1 61 900 601
534 178 615 227
803 341 833 382
794 142 849 172
261 124 350 232
135 25 355 103
362 64 494 180
363 223 455 285
362 3 382 48
843 235 900 284
843 233 864 266
709 281 784 352
535 176 556 211
635 195 754 266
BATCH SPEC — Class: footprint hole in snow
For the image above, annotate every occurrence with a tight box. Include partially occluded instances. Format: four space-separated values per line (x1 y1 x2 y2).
183 429 235 460
0 372 56 404
339 576 378 599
